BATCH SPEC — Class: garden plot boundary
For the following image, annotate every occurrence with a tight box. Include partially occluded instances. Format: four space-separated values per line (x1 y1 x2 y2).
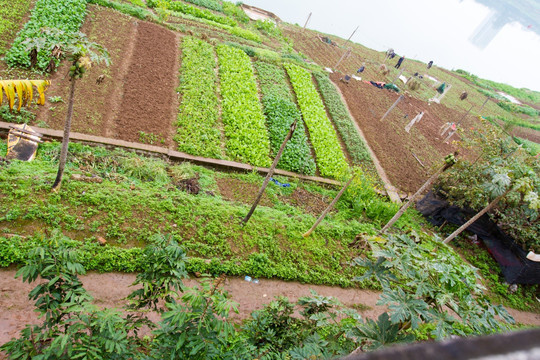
0 121 354 189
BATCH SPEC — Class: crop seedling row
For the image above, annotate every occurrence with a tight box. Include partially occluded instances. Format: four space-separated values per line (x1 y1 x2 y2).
5 0 87 70
0 0 33 55
255 61 316 175
217 45 271 167
313 71 374 165
285 63 348 178
175 37 224 159
154 3 261 43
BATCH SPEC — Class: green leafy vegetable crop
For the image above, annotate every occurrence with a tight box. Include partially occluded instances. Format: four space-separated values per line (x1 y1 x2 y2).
217 45 271 167
5 0 87 70
175 37 224 159
255 61 316 175
285 63 348 178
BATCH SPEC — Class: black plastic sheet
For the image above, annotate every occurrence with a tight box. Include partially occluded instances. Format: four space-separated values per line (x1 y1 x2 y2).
416 191 540 284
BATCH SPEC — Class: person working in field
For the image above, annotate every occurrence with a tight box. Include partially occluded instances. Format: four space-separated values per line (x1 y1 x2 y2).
395 55 405 69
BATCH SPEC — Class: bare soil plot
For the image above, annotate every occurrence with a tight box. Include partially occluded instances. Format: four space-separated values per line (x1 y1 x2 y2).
33 6 179 147
331 74 463 193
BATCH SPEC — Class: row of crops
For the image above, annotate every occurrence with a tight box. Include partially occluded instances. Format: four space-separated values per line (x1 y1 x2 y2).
4 0 372 180
175 37 366 179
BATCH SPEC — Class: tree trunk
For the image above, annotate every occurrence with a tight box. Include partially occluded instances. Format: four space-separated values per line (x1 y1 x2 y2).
303 174 356 238
52 79 76 191
442 189 510 244
380 159 456 234
242 120 297 224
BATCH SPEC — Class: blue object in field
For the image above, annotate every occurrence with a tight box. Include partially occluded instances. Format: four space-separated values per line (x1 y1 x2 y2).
270 178 290 187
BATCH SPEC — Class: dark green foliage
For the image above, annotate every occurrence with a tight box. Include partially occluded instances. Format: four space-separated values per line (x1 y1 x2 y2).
435 121 540 252
151 276 251 359
222 1 249 23
350 312 414 351
353 234 514 339
313 71 373 165
161 0 237 27
255 61 316 175
5 0 87 70
0 236 133 360
0 105 36 124
88 0 155 20
184 0 223 12
262 95 316 175
126 234 188 312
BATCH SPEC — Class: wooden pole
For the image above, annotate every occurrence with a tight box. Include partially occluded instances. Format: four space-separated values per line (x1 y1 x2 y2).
456 105 474 126
379 158 456 234
302 12 312 32
443 105 474 143
479 96 490 113
392 67 405 84
333 48 351 70
303 174 356 237
380 94 404 121
442 188 510 244
343 25 359 47
242 120 297 224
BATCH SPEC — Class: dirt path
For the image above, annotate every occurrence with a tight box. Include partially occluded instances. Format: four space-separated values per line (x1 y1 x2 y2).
1 270 539 347
329 77 403 203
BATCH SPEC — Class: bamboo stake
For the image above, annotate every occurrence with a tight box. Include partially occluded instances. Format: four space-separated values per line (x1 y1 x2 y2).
242 120 297 224
380 94 404 121
303 174 356 237
302 12 312 32
443 188 510 244
333 48 351 70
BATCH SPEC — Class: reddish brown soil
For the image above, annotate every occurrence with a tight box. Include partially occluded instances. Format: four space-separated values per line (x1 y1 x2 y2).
280 187 331 216
216 177 274 207
331 74 465 193
509 125 540 144
32 6 179 147
2 269 539 353
115 21 178 145
35 6 135 136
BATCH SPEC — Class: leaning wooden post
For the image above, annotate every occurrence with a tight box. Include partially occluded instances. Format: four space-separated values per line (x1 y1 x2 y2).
333 48 351 70
303 174 356 237
379 153 457 234
243 120 297 224
343 25 359 47
392 67 405 84
443 188 510 244
380 94 404 121
302 12 312 32
479 96 490 113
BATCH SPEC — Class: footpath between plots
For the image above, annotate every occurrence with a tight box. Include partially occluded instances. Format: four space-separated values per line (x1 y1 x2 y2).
0 120 364 190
